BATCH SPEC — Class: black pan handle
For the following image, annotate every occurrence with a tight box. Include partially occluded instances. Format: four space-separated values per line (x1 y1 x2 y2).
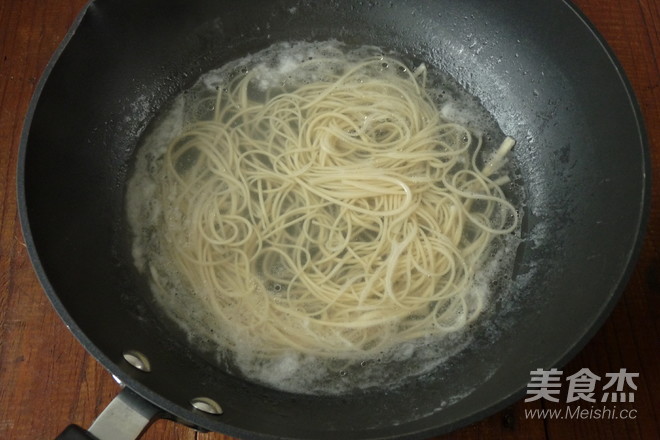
56 425 99 440
55 387 161 440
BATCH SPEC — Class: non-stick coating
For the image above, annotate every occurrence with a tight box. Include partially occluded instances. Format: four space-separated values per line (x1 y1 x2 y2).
18 0 648 439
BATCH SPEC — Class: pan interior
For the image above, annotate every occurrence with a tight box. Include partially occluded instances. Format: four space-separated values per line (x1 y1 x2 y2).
124 38 525 398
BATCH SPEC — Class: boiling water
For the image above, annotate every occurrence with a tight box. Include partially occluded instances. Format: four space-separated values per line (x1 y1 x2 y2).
126 40 523 395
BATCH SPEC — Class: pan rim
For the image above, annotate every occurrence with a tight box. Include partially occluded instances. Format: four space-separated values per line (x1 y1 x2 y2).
16 0 651 439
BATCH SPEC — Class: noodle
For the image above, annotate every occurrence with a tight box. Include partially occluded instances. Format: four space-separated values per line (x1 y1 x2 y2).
135 44 518 362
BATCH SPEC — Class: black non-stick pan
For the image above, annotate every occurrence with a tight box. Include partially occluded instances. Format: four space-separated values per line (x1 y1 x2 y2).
18 0 649 439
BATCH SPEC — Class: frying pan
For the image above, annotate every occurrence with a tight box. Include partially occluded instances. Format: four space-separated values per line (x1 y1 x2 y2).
18 0 649 439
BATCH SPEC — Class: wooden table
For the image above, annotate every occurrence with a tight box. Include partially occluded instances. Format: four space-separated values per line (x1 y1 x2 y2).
1 1 658 439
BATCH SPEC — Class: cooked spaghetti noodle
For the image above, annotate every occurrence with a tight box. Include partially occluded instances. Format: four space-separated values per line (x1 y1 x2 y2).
131 43 518 364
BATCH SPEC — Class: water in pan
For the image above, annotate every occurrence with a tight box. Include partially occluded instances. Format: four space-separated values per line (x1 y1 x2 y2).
125 40 523 395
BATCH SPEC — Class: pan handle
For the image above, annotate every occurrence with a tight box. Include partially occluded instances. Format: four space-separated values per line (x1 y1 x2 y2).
55 387 161 440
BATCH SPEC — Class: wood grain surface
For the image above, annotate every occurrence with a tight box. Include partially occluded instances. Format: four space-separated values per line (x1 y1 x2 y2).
1 0 658 439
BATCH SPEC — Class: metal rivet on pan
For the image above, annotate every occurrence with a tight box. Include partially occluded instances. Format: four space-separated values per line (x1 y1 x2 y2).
122 350 152 372
191 397 223 415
